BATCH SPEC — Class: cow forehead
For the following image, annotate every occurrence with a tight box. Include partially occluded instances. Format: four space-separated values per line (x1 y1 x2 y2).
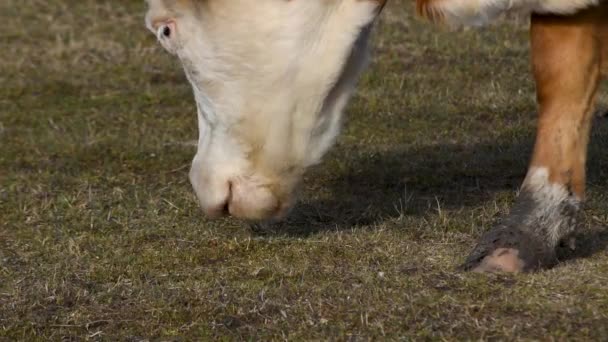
146 0 386 41
148 0 388 16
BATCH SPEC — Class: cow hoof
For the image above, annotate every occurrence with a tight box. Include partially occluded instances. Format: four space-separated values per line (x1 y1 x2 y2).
461 225 557 273
471 248 525 273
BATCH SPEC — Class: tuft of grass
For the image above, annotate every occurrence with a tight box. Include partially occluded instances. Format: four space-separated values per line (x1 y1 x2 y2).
1 0 608 340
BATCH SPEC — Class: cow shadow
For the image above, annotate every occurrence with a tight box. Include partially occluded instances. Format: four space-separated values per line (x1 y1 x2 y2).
252 116 608 262
557 228 608 265
252 135 531 235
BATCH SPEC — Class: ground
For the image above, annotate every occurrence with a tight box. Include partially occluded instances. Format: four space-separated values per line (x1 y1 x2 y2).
1 0 608 340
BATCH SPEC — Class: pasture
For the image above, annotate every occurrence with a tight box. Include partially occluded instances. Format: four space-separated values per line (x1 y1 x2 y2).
2 0 608 339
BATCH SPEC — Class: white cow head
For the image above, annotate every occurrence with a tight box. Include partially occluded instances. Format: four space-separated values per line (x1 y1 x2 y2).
145 0 383 221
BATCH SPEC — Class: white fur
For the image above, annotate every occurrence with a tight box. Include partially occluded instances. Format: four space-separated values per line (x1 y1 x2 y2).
427 0 600 26
523 167 580 246
145 0 378 219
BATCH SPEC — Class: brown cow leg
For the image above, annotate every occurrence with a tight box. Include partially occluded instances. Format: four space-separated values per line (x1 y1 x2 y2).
463 10 605 273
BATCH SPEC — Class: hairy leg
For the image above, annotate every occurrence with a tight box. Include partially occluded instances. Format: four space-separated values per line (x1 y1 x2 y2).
464 8 606 273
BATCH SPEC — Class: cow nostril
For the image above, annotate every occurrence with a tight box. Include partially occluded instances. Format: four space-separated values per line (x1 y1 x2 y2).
223 181 233 216
207 198 229 218
220 199 229 216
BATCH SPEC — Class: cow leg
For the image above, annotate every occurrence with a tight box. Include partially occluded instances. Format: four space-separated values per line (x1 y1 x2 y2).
463 12 604 273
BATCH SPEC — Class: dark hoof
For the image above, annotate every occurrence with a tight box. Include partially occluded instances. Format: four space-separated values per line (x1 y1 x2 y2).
461 226 558 273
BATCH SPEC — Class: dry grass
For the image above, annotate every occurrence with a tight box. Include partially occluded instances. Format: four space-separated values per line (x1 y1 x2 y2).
1 0 608 340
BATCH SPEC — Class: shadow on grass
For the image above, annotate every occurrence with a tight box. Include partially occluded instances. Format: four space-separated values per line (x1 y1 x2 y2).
254 139 532 236
557 228 608 265
255 118 608 265
258 133 533 236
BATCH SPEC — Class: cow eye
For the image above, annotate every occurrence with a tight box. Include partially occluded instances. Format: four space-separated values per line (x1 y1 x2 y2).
157 24 172 40
162 26 171 38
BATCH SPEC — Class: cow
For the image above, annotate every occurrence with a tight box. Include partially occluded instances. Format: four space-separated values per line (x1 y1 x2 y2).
145 0 607 273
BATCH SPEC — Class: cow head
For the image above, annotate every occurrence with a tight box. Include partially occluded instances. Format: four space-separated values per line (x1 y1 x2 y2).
145 0 383 221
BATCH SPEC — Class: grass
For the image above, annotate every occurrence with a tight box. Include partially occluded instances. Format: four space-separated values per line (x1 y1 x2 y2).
2 0 608 340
